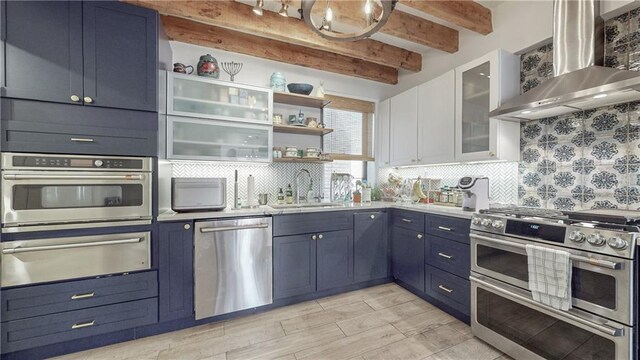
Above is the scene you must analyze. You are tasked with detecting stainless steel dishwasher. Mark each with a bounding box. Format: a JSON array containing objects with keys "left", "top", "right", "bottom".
[{"left": 194, "top": 217, "right": 272, "bottom": 320}]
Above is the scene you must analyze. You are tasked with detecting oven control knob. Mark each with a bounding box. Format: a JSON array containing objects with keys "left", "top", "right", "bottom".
[
  {"left": 472, "top": 217, "right": 481, "bottom": 225},
  {"left": 491, "top": 220, "right": 504, "bottom": 229},
  {"left": 607, "top": 237, "right": 628, "bottom": 250},
  {"left": 568, "top": 231, "right": 585, "bottom": 243},
  {"left": 587, "top": 234, "right": 606, "bottom": 246},
  {"left": 480, "top": 219, "right": 492, "bottom": 227},
  {"left": 94, "top": 160, "right": 104, "bottom": 167}
]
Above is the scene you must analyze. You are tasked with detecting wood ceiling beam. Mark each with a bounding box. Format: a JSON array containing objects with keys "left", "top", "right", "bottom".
[
  {"left": 400, "top": 0, "right": 493, "bottom": 35},
  {"left": 286, "top": 0, "right": 458, "bottom": 53},
  {"left": 125, "top": 0, "right": 422, "bottom": 71},
  {"left": 160, "top": 15, "right": 399, "bottom": 84}
]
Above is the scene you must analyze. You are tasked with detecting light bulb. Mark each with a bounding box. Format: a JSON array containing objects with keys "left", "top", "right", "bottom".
[
  {"left": 364, "top": 0, "right": 372, "bottom": 15},
  {"left": 325, "top": 6, "right": 333, "bottom": 22}
]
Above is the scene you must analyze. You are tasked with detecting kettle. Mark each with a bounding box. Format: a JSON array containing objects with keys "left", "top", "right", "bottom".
[{"left": 197, "top": 54, "right": 220, "bottom": 78}]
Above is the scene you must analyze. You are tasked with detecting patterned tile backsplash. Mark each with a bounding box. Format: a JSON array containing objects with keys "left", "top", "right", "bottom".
[
  {"left": 171, "top": 162, "right": 324, "bottom": 205},
  {"left": 377, "top": 162, "right": 520, "bottom": 205},
  {"left": 518, "top": 7, "right": 640, "bottom": 210}
]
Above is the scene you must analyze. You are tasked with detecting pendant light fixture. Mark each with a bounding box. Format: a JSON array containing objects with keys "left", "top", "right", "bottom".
[
  {"left": 252, "top": 0, "right": 264, "bottom": 16},
  {"left": 301, "top": 0, "right": 396, "bottom": 42},
  {"left": 278, "top": 2, "right": 289, "bottom": 17}
]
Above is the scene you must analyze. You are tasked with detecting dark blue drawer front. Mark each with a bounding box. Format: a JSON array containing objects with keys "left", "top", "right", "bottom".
[
  {"left": 425, "top": 236, "right": 470, "bottom": 279},
  {"left": 1, "top": 272, "right": 157, "bottom": 322},
  {"left": 425, "top": 265, "right": 470, "bottom": 316},
  {"left": 391, "top": 209, "right": 425, "bottom": 233},
  {"left": 426, "top": 215, "right": 471, "bottom": 244},
  {"left": 273, "top": 212, "right": 353, "bottom": 237},
  {"left": 1, "top": 298, "right": 158, "bottom": 353}
]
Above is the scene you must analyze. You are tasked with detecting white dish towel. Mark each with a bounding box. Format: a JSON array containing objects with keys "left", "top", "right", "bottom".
[{"left": 525, "top": 244, "right": 573, "bottom": 311}]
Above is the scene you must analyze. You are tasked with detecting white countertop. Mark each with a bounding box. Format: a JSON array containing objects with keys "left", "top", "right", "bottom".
[{"left": 157, "top": 202, "right": 475, "bottom": 222}]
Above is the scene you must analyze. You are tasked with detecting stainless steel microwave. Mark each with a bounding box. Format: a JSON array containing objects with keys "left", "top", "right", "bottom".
[{"left": 172, "top": 178, "right": 227, "bottom": 212}]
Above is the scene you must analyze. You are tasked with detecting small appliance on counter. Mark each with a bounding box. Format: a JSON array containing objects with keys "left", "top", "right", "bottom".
[
  {"left": 172, "top": 178, "right": 226, "bottom": 212},
  {"left": 458, "top": 176, "right": 489, "bottom": 212}
]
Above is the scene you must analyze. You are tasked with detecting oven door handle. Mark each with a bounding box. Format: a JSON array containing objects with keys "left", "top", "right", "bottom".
[
  {"left": 469, "top": 233, "right": 623, "bottom": 270},
  {"left": 470, "top": 275, "right": 625, "bottom": 337},
  {"left": 2, "top": 174, "right": 144, "bottom": 181},
  {"left": 2, "top": 238, "right": 143, "bottom": 254}
]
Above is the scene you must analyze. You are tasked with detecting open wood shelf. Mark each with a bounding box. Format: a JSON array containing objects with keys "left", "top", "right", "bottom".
[
  {"left": 273, "top": 157, "right": 333, "bottom": 164},
  {"left": 273, "top": 92, "right": 332, "bottom": 108},
  {"left": 273, "top": 124, "right": 333, "bottom": 136}
]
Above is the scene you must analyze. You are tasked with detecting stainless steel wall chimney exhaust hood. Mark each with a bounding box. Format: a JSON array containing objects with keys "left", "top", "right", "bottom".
[{"left": 490, "top": 0, "right": 640, "bottom": 121}]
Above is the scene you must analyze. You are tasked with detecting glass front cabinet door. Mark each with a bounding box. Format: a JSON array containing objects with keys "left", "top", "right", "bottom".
[
  {"left": 455, "top": 50, "right": 521, "bottom": 162},
  {"left": 167, "top": 116, "right": 272, "bottom": 163},
  {"left": 167, "top": 73, "right": 273, "bottom": 125}
]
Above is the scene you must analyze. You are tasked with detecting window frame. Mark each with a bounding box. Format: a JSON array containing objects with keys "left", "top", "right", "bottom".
[{"left": 323, "top": 94, "right": 375, "bottom": 162}]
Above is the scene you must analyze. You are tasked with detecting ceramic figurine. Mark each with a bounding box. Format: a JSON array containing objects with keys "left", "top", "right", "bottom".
[
  {"left": 315, "top": 81, "right": 325, "bottom": 98},
  {"left": 197, "top": 54, "right": 220, "bottom": 78},
  {"left": 270, "top": 72, "right": 286, "bottom": 92}
]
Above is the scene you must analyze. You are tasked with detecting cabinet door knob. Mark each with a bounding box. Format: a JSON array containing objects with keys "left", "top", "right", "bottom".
[
  {"left": 184, "top": 224, "right": 191, "bottom": 230},
  {"left": 370, "top": 214, "right": 375, "bottom": 219},
  {"left": 70, "top": 95, "right": 80, "bottom": 102},
  {"left": 312, "top": 235, "right": 317, "bottom": 240},
  {"left": 417, "top": 234, "right": 423, "bottom": 239},
  {"left": 84, "top": 96, "right": 94, "bottom": 104},
  {"left": 318, "top": 234, "right": 323, "bottom": 239}
]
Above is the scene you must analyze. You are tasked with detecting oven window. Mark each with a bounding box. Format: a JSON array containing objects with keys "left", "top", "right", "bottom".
[
  {"left": 477, "top": 245, "right": 529, "bottom": 282},
  {"left": 477, "top": 288, "right": 615, "bottom": 359},
  {"left": 12, "top": 185, "right": 143, "bottom": 210},
  {"left": 573, "top": 268, "right": 616, "bottom": 310}
]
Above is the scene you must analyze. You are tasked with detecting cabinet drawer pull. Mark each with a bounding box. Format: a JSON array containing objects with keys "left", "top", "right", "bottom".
[
  {"left": 417, "top": 234, "right": 423, "bottom": 239},
  {"left": 437, "top": 252, "right": 453, "bottom": 260},
  {"left": 71, "top": 137, "right": 95, "bottom": 143},
  {"left": 71, "top": 292, "right": 95, "bottom": 300},
  {"left": 437, "top": 226, "right": 453, "bottom": 232},
  {"left": 401, "top": 218, "right": 413, "bottom": 223},
  {"left": 71, "top": 320, "right": 96, "bottom": 329},
  {"left": 438, "top": 285, "right": 453, "bottom": 293}
]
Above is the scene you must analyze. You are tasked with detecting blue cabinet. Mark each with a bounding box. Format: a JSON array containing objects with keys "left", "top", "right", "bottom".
[
  {"left": 425, "top": 265, "right": 470, "bottom": 315},
  {"left": 391, "top": 225, "right": 425, "bottom": 292},
  {"left": 158, "top": 222, "right": 194, "bottom": 322},
  {"left": 353, "top": 212, "right": 388, "bottom": 283},
  {"left": 1, "top": 1, "right": 157, "bottom": 112},
  {"left": 274, "top": 234, "right": 317, "bottom": 299},
  {"left": 316, "top": 230, "right": 353, "bottom": 291}
]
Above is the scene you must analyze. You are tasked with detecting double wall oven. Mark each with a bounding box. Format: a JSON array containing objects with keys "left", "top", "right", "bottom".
[
  {"left": 469, "top": 208, "right": 639, "bottom": 360},
  {"left": 0, "top": 153, "right": 153, "bottom": 287}
]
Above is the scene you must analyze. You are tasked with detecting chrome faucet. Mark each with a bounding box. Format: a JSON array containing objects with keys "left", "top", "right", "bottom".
[{"left": 295, "top": 169, "right": 311, "bottom": 204}]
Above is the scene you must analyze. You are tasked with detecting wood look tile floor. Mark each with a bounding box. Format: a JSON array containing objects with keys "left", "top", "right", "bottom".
[{"left": 54, "top": 284, "right": 508, "bottom": 360}]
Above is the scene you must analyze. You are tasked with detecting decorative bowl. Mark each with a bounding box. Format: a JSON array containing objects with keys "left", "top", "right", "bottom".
[{"left": 287, "top": 83, "right": 313, "bottom": 95}]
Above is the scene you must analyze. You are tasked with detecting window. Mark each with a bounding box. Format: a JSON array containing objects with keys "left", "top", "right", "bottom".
[{"left": 321, "top": 95, "right": 374, "bottom": 198}]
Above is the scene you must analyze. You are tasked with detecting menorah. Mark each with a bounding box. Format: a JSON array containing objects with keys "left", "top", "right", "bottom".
[{"left": 221, "top": 61, "right": 243, "bottom": 82}]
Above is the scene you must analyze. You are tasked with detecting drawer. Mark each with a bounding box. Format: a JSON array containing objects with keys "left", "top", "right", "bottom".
[
  {"left": 274, "top": 212, "right": 353, "bottom": 237},
  {"left": 426, "top": 236, "right": 470, "bottom": 279},
  {"left": 1, "top": 298, "right": 158, "bottom": 353},
  {"left": 426, "top": 214, "right": 471, "bottom": 244},
  {"left": 425, "top": 265, "right": 470, "bottom": 316},
  {"left": 1, "top": 272, "right": 158, "bottom": 322},
  {"left": 391, "top": 209, "right": 424, "bottom": 233}
]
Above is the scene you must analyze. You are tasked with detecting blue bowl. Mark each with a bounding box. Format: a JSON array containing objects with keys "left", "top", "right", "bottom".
[{"left": 287, "top": 83, "right": 314, "bottom": 95}]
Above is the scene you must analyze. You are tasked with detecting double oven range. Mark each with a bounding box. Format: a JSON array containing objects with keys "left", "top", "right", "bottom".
[
  {"left": 0, "top": 153, "right": 153, "bottom": 288},
  {"left": 470, "top": 207, "right": 639, "bottom": 359}
]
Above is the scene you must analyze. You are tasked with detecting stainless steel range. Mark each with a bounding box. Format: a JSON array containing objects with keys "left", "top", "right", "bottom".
[{"left": 469, "top": 206, "right": 639, "bottom": 360}]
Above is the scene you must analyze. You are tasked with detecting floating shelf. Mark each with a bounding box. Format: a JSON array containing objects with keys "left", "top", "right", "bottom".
[
  {"left": 273, "top": 124, "right": 333, "bottom": 136},
  {"left": 273, "top": 157, "right": 333, "bottom": 164},
  {"left": 273, "top": 92, "right": 332, "bottom": 108}
]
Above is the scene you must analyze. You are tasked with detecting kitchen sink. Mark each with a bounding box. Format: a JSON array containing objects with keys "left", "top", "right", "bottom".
[{"left": 269, "top": 203, "right": 346, "bottom": 209}]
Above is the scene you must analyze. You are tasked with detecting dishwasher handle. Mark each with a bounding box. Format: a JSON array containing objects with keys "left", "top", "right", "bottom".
[{"left": 199, "top": 223, "right": 270, "bottom": 233}]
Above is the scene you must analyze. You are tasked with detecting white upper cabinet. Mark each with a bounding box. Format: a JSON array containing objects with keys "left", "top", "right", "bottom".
[
  {"left": 417, "top": 71, "right": 455, "bottom": 165},
  {"left": 455, "top": 49, "right": 520, "bottom": 162},
  {"left": 376, "top": 99, "right": 391, "bottom": 167},
  {"left": 389, "top": 87, "right": 419, "bottom": 166}
]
